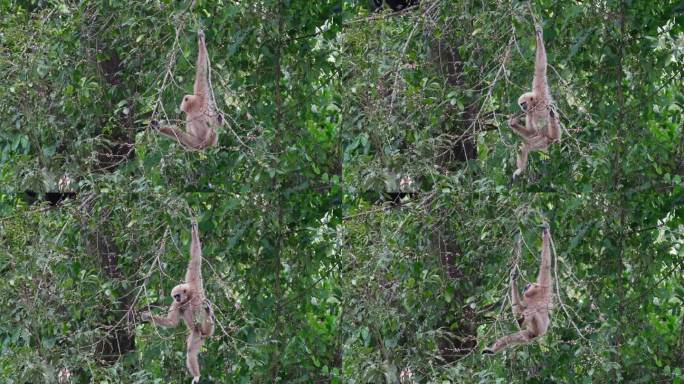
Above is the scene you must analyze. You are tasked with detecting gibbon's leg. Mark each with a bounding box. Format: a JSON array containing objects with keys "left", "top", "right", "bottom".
[
  {"left": 143, "top": 303, "right": 181, "bottom": 328},
  {"left": 508, "top": 116, "right": 536, "bottom": 139},
  {"left": 546, "top": 108, "right": 561, "bottom": 142},
  {"left": 509, "top": 115, "right": 536, "bottom": 178},
  {"left": 185, "top": 219, "right": 203, "bottom": 287},
  {"left": 158, "top": 125, "right": 204, "bottom": 149},
  {"left": 186, "top": 330, "right": 203, "bottom": 383},
  {"left": 528, "top": 311, "right": 549, "bottom": 338},
  {"left": 200, "top": 301, "right": 215, "bottom": 337},
  {"left": 532, "top": 25, "right": 548, "bottom": 98},
  {"left": 187, "top": 120, "right": 218, "bottom": 150},
  {"left": 482, "top": 329, "right": 535, "bottom": 354},
  {"left": 513, "top": 143, "right": 530, "bottom": 179}
]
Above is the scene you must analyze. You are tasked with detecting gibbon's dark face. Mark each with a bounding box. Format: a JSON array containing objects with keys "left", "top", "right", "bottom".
[
  {"left": 523, "top": 283, "right": 542, "bottom": 298},
  {"left": 171, "top": 283, "right": 193, "bottom": 303},
  {"left": 517, "top": 92, "right": 535, "bottom": 112},
  {"left": 180, "top": 94, "right": 197, "bottom": 114}
]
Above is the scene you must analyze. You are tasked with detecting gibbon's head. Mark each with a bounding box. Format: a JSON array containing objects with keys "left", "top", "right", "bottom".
[
  {"left": 180, "top": 95, "right": 199, "bottom": 114},
  {"left": 170, "top": 283, "right": 194, "bottom": 304},
  {"left": 517, "top": 92, "right": 536, "bottom": 112},
  {"left": 523, "top": 282, "right": 542, "bottom": 298}
]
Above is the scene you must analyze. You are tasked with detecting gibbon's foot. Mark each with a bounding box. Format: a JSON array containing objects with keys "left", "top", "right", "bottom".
[
  {"left": 482, "top": 348, "right": 494, "bottom": 355},
  {"left": 192, "top": 376, "right": 200, "bottom": 384},
  {"left": 140, "top": 311, "right": 151, "bottom": 322}
]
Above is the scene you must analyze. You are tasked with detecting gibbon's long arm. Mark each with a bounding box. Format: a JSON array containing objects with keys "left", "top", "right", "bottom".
[
  {"left": 158, "top": 124, "right": 207, "bottom": 149},
  {"left": 532, "top": 26, "right": 548, "bottom": 98},
  {"left": 508, "top": 116, "right": 536, "bottom": 138},
  {"left": 510, "top": 274, "right": 525, "bottom": 319},
  {"left": 185, "top": 219, "right": 202, "bottom": 287},
  {"left": 193, "top": 31, "right": 209, "bottom": 105},
  {"left": 148, "top": 303, "right": 181, "bottom": 328},
  {"left": 537, "top": 227, "right": 553, "bottom": 299}
]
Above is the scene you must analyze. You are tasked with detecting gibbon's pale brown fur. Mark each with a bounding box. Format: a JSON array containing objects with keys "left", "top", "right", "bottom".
[
  {"left": 483, "top": 226, "right": 553, "bottom": 354},
  {"left": 142, "top": 219, "right": 214, "bottom": 383},
  {"left": 509, "top": 25, "right": 561, "bottom": 178},
  {"left": 157, "top": 30, "right": 220, "bottom": 150}
]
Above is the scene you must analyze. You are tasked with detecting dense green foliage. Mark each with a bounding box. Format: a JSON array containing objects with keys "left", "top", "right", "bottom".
[{"left": 0, "top": 0, "right": 682, "bottom": 383}]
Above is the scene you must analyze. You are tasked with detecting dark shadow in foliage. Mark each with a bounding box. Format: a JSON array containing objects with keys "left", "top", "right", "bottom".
[
  {"left": 362, "top": 172, "right": 420, "bottom": 207},
  {"left": 83, "top": 206, "right": 137, "bottom": 364},
  {"left": 82, "top": 27, "right": 137, "bottom": 173},
  {"left": 432, "top": 224, "right": 479, "bottom": 361},
  {"left": 74, "top": 30, "right": 139, "bottom": 362},
  {"left": 96, "top": 49, "right": 123, "bottom": 86},
  {"left": 428, "top": 32, "right": 478, "bottom": 167},
  {"left": 359, "top": 190, "right": 419, "bottom": 207},
  {"left": 95, "top": 139, "right": 135, "bottom": 172},
  {"left": 383, "top": 191, "right": 419, "bottom": 206},
  {"left": 370, "top": 0, "right": 419, "bottom": 12},
  {"left": 23, "top": 190, "right": 77, "bottom": 206}
]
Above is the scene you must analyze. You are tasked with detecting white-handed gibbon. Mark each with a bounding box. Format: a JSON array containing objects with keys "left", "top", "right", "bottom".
[
  {"left": 483, "top": 226, "right": 553, "bottom": 354},
  {"left": 157, "top": 30, "right": 220, "bottom": 150},
  {"left": 142, "top": 219, "right": 214, "bottom": 383},
  {"left": 509, "top": 25, "right": 561, "bottom": 178}
]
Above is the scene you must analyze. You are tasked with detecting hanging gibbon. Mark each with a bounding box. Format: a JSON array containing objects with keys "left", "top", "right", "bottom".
[
  {"left": 142, "top": 219, "right": 214, "bottom": 383},
  {"left": 483, "top": 226, "right": 553, "bottom": 354},
  {"left": 508, "top": 25, "right": 561, "bottom": 178},
  {"left": 156, "top": 30, "right": 220, "bottom": 150}
]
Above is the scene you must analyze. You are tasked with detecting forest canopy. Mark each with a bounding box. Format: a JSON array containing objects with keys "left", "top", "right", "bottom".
[{"left": 0, "top": 0, "right": 682, "bottom": 383}]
